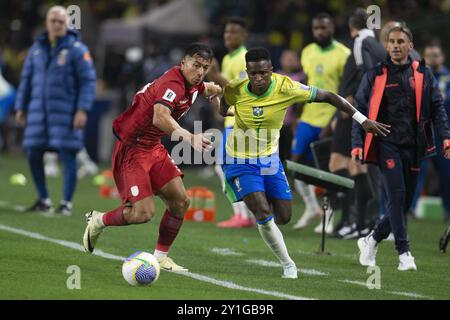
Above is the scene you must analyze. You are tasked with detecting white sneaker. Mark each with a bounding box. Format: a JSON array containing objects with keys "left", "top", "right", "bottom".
[
  {"left": 77, "top": 162, "right": 99, "bottom": 179},
  {"left": 293, "top": 208, "right": 320, "bottom": 230},
  {"left": 357, "top": 234, "right": 378, "bottom": 267},
  {"left": 157, "top": 256, "right": 188, "bottom": 272},
  {"left": 83, "top": 210, "right": 105, "bottom": 253},
  {"left": 386, "top": 233, "right": 395, "bottom": 241},
  {"left": 398, "top": 252, "right": 417, "bottom": 271},
  {"left": 282, "top": 263, "right": 298, "bottom": 279},
  {"left": 314, "top": 211, "right": 334, "bottom": 234}
]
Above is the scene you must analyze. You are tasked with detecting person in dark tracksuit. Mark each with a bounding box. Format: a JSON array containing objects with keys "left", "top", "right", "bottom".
[
  {"left": 15, "top": 6, "right": 96, "bottom": 215},
  {"left": 329, "top": 8, "right": 387, "bottom": 239},
  {"left": 353, "top": 26, "right": 450, "bottom": 271}
]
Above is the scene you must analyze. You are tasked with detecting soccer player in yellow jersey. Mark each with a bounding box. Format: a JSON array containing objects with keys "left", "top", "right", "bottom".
[
  {"left": 292, "top": 13, "right": 351, "bottom": 232},
  {"left": 208, "top": 17, "right": 255, "bottom": 228},
  {"left": 220, "top": 48, "right": 389, "bottom": 278}
]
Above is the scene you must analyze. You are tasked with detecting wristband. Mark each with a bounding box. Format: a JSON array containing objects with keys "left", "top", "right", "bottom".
[{"left": 352, "top": 111, "right": 367, "bottom": 124}]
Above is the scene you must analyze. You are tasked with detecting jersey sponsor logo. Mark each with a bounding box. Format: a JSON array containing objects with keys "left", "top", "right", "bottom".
[
  {"left": 239, "top": 71, "right": 247, "bottom": 79},
  {"left": 191, "top": 90, "right": 199, "bottom": 104},
  {"left": 386, "top": 159, "right": 395, "bottom": 170},
  {"left": 163, "top": 88, "right": 177, "bottom": 102},
  {"left": 130, "top": 185, "right": 140, "bottom": 197},
  {"left": 252, "top": 106, "right": 264, "bottom": 117}
]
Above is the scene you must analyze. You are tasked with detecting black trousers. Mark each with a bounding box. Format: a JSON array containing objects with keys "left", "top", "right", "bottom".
[{"left": 372, "top": 142, "right": 419, "bottom": 254}]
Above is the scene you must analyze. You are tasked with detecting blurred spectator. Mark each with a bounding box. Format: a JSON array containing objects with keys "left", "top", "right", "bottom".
[
  {"left": 291, "top": 13, "right": 350, "bottom": 233},
  {"left": 0, "top": 66, "right": 16, "bottom": 151},
  {"left": 14, "top": 6, "right": 96, "bottom": 215},
  {"left": 276, "top": 49, "right": 306, "bottom": 164},
  {"left": 412, "top": 42, "right": 450, "bottom": 221},
  {"left": 330, "top": 8, "right": 386, "bottom": 239}
]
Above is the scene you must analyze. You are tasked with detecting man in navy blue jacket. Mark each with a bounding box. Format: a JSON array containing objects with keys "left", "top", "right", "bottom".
[
  {"left": 15, "top": 6, "right": 96, "bottom": 215},
  {"left": 352, "top": 26, "right": 450, "bottom": 271}
]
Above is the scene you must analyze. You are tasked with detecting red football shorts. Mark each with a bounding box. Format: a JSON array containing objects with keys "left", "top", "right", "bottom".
[{"left": 111, "top": 141, "right": 183, "bottom": 204}]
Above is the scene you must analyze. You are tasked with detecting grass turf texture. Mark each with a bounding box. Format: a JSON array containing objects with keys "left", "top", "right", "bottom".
[{"left": 0, "top": 154, "right": 449, "bottom": 300}]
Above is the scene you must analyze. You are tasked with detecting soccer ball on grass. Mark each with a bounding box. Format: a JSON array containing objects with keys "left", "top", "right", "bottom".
[{"left": 122, "top": 251, "right": 160, "bottom": 286}]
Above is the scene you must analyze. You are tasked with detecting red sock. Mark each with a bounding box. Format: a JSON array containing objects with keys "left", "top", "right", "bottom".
[
  {"left": 102, "top": 205, "right": 129, "bottom": 226},
  {"left": 156, "top": 210, "right": 184, "bottom": 252}
]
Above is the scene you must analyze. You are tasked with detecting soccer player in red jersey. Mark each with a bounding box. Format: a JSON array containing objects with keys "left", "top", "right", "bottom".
[{"left": 83, "top": 43, "right": 222, "bottom": 271}]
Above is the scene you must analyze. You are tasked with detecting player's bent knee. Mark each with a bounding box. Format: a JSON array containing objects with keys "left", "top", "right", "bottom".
[
  {"left": 131, "top": 204, "right": 155, "bottom": 224},
  {"left": 275, "top": 213, "right": 291, "bottom": 225},
  {"left": 169, "top": 197, "right": 190, "bottom": 217}
]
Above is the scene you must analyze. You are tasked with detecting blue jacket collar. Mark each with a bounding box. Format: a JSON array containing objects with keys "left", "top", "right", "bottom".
[{"left": 36, "top": 29, "right": 80, "bottom": 49}]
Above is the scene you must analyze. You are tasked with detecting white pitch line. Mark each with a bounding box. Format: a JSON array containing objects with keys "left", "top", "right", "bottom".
[
  {"left": 338, "top": 279, "right": 433, "bottom": 299},
  {"left": 386, "top": 291, "right": 432, "bottom": 299},
  {"left": 0, "top": 223, "right": 313, "bottom": 300},
  {"left": 338, "top": 279, "right": 368, "bottom": 286},
  {"left": 210, "top": 247, "right": 244, "bottom": 256},
  {"left": 246, "top": 259, "right": 329, "bottom": 276}
]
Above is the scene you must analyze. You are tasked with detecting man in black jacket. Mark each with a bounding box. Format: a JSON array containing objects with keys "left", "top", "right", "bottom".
[
  {"left": 329, "top": 8, "right": 386, "bottom": 239},
  {"left": 353, "top": 26, "right": 450, "bottom": 271}
]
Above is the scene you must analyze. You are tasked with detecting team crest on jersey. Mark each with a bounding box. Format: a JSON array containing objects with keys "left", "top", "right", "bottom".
[
  {"left": 253, "top": 106, "right": 263, "bottom": 117},
  {"left": 57, "top": 49, "right": 68, "bottom": 66}
]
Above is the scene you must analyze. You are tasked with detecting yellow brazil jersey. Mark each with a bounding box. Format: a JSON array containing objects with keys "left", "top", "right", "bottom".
[
  {"left": 224, "top": 73, "right": 317, "bottom": 158},
  {"left": 221, "top": 46, "right": 247, "bottom": 128},
  {"left": 300, "top": 40, "right": 350, "bottom": 128}
]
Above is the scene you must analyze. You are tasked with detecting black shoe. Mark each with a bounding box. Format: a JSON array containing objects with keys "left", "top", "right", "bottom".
[
  {"left": 28, "top": 199, "right": 54, "bottom": 213},
  {"left": 332, "top": 223, "right": 354, "bottom": 239},
  {"left": 56, "top": 201, "right": 72, "bottom": 216},
  {"left": 439, "top": 225, "right": 450, "bottom": 253}
]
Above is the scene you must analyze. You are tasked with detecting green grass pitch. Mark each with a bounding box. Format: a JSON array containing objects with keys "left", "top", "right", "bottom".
[{"left": 0, "top": 154, "right": 449, "bottom": 300}]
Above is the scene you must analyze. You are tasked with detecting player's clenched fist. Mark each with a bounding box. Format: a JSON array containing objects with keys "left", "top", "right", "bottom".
[{"left": 190, "top": 133, "right": 213, "bottom": 152}]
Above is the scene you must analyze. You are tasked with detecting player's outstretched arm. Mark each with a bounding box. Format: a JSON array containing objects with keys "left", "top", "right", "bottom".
[
  {"left": 203, "top": 82, "right": 223, "bottom": 99},
  {"left": 153, "top": 103, "right": 212, "bottom": 152},
  {"left": 314, "top": 89, "right": 391, "bottom": 137}
]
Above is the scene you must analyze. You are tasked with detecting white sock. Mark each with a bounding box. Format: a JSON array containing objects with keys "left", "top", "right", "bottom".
[
  {"left": 214, "top": 164, "right": 226, "bottom": 192},
  {"left": 153, "top": 249, "right": 168, "bottom": 260},
  {"left": 294, "top": 179, "right": 319, "bottom": 212},
  {"left": 233, "top": 201, "right": 253, "bottom": 219},
  {"left": 241, "top": 204, "right": 254, "bottom": 220},
  {"left": 42, "top": 198, "right": 52, "bottom": 206},
  {"left": 97, "top": 213, "right": 105, "bottom": 227},
  {"left": 257, "top": 216, "right": 294, "bottom": 266}
]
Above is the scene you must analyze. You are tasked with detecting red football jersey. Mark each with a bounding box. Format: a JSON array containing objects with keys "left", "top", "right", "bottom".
[{"left": 112, "top": 66, "right": 205, "bottom": 148}]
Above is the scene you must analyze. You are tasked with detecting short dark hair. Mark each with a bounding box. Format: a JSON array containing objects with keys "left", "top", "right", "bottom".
[
  {"left": 245, "top": 47, "right": 271, "bottom": 63},
  {"left": 388, "top": 26, "right": 413, "bottom": 42},
  {"left": 313, "top": 12, "right": 334, "bottom": 24},
  {"left": 425, "top": 39, "right": 442, "bottom": 49},
  {"left": 226, "top": 16, "right": 248, "bottom": 30},
  {"left": 349, "top": 8, "right": 368, "bottom": 30},
  {"left": 184, "top": 43, "right": 214, "bottom": 61}
]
